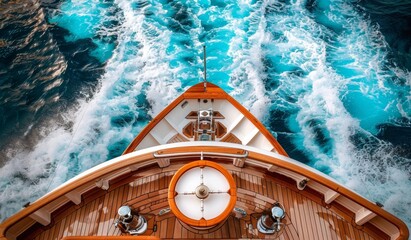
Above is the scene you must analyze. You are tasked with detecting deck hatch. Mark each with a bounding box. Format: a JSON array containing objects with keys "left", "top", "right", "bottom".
[{"left": 168, "top": 160, "right": 237, "bottom": 228}]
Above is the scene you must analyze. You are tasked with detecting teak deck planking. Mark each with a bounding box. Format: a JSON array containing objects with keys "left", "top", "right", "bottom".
[{"left": 26, "top": 163, "right": 386, "bottom": 240}]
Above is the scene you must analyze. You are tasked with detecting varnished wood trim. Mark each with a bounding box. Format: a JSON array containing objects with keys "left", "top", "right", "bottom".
[
  {"left": 182, "top": 121, "right": 195, "bottom": 138},
  {"left": 61, "top": 237, "right": 159, "bottom": 240},
  {"left": 123, "top": 83, "right": 224, "bottom": 154},
  {"left": 123, "top": 82, "right": 288, "bottom": 156},
  {"left": 245, "top": 150, "right": 409, "bottom": 240},
  {"left": 0, "top": 152, "right": 148, "bottom": 238},
  {"left": 220, "top": 133, "right": 242, "bottom": 144},
  {"left": 215, "top": 121, "right": 227, "bottom": 138},
  {"left": 168, "top": 160, "right": 236, "bottom": 227},
  {"left": 0, "top": 143, "right": 408, "bottom": 240}
]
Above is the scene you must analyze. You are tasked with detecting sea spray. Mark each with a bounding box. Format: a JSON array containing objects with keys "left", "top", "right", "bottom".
[{"left": 0, "top": 0, "right": 410, "bottom": 231}]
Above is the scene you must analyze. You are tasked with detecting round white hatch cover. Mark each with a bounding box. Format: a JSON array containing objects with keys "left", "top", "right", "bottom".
[{"left": 168, "top": 160, "right": 236, "bottom": 227}]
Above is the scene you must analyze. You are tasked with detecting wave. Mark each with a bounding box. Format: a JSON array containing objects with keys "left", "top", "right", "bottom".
[
  {"left": 0, "top": 0, "right": 114, "bottom": 162},
  {"left": 0, "top": 0, "right": 67, "bottom": 152},
  {"left": 259, "top": 0, "right": 411, "bottom": 228},
  {"left": 0, "top": 0, "right": 410, "bottom": 231},
  {"left": 359, "top": 0, "right": 411, "bottom": 71},
  {"left": 359, "top": 0, "right": 411, "bottom": 16}
]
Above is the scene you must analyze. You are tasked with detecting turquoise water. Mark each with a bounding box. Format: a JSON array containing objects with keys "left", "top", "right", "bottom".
[{"left": 0, "top": 0, "right": 410, "bottom": 232}]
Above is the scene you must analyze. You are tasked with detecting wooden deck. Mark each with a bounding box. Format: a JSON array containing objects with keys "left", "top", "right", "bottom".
[{"left": 23, "top": 162, "right": 388, "bottom": 240}]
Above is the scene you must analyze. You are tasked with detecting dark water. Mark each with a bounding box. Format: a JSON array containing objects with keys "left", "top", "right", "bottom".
[
  {"left": 0, "top": 0, "right": 410, "bottom": 231},
  {"left": 360, "top": 0, "right": 411, "bottom": 71},
  {"left": 0, "top": 0, "right": 107, "bottom": 157}
]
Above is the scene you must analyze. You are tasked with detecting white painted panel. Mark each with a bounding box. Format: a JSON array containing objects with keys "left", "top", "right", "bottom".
[
  {"left": 247, "top": 132, "right": 274, "bottom": 151},
  {"left": 150, "top": 119, "right": 177, "bottom": 144},
  {"left": 231, "top": 118, "right": 255, "bottom": 143},
  {"left": 136, "top": 133, "right": 160, "bottom": 150},
  {"left": 242, "top": 126, "right": 259, "bottom": 145},
  {"left": 213, "top": 100, "right": 243, "bottom": 132},
  {"left": 165, "top": 99, "right": 197, "bottom": 131}
]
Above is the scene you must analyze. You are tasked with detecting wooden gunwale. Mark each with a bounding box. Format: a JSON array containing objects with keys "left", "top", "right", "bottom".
[
  {"left": 0, "top": 143, "right": 408, "bottom": 240},
  {"left": 167, "top": 160, "right": 237, "bottom": 227},
  {"left": 61, "top": 237, "right": 159, "bottom": 240},
  {"left": 123, "top": 82, "right": 288, "bottom": 156},
  {"left": 0, "top": 81, "right": 408, "bottom": 239}
]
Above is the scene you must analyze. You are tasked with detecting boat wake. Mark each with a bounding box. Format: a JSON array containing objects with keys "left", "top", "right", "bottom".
[{"left": 0, "top": 0, "right": 410, "bottom": 230}]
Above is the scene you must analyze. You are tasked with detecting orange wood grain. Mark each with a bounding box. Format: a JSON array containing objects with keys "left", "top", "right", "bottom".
[
  {"left": 168, "top": 160, "right": 236, "bottom": 228},
  {"left": 0, "top": 155, "right": 404, "bottom": 240}
]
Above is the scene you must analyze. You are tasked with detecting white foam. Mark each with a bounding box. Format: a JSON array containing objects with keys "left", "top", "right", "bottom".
[
  {"left": 273, "top": 0, "right": 411, "bottom": 229},
  {"left": 1, "top": 0, "right": 410, "bottom": 231},
  {"left": 0, "top": 0, "right": 180, "bottom": 220},
  {"left": 227, "top": 0, "right": 272, "bottom": 120}
]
